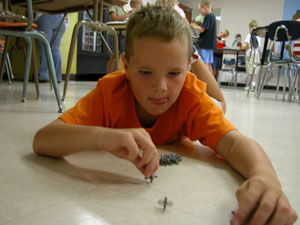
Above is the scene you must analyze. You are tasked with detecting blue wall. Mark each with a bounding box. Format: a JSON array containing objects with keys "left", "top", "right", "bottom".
[{"left": 282, "top": 0, "right": 300, "bottom": 20}]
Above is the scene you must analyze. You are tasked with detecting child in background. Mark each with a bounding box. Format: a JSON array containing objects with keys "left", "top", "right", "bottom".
[
  {"left": 232, "top": 34, "right": 242, "bottom": 48},
  {"left": 106, "top": 0, "right": 142, "bottom": 74},
  {"left": 240, "top": 20, "right": 261, "bottom": 92},
  {"left": 156, "top": 0, "right": 226, "bottom": 112},
  {"left": 213, "top": 29, "right": 229, "bottom": 81},
  {"left": 33, "top": 6, "right": 297, "bottom": 225},
  {"left": 190, "top": 0, "right": 216, "bottom": 74}
]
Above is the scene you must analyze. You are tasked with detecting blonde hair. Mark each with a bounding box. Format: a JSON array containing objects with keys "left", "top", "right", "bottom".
[
  {"left": 200, "top": 0, "right": 211, "bottom": 8},
  {"left": 223, "top": 29, "right": 230, "bottom": 36},
  {"left": 125, "top": 5, "right": 193, "bottom": 62},
  {"left": 249, "top": 20, "right": 259, "bottom": 28},
  {"left": 155, "top": 0, "right": 178, "bottom": 7}
]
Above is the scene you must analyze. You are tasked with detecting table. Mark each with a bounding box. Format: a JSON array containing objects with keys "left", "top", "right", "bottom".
[
  {"left": 214, "top": 48, "right": 246, "bottom": 72},
  {"left": 12, "top": 0, "right": 115, "bottom": 18}
]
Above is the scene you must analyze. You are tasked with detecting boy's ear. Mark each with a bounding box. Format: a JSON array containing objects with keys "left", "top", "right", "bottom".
[
  {"left": 122, "top": 54, "right": 128, "bottom": 71},
  {"left": 122, "top": 54, "right": 131, "bottom": 79}
]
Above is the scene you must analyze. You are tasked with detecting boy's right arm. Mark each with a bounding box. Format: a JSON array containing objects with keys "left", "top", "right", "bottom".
[
  {"left": 33, "top": 119, "right": 159, "bottom": 178},
  {"left": 110, "top": 12, "right": 130, "bottom": 21}
]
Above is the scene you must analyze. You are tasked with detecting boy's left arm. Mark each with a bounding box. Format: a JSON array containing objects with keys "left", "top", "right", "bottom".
[{"left": 216, "top": 130, "right": 298, "bottom": 225}]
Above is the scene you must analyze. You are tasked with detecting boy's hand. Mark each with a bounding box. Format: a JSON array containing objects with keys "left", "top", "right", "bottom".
[
  {"left": 99, "top": 128, "right": 159, "bottom": 178},
  {"left": 231, "top": 174, "right": 298, "bottom": 225}
]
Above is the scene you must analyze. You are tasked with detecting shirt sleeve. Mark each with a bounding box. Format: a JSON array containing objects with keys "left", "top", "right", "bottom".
[
  {"left": 183, "top": 91, "right": 236, "bottom": 150},
  {"left": 59, "top": 81, "right": 105, "bottom": 127},
  {"left": 201, "top": 14, "right": 212, "bottom": 30},
  {"left": 245, "top": 33, "right": 251, "bottom": 44}
]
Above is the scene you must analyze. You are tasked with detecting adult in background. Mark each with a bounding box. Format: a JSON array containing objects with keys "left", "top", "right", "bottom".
[{"left": 36, "top": 14, "right": 66, "bottom": 82}]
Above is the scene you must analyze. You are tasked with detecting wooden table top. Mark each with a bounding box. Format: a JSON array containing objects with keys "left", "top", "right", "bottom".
[
  {"left": 214, "top": 48, "right": 246, "bottom": 55},
  {"left": 12, "top": 0, "right": 115, "bottom": 14}
]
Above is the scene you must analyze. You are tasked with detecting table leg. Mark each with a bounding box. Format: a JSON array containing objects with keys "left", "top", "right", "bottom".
[{"left": 51, "top": 12, "right": 67, "bottom": 48}]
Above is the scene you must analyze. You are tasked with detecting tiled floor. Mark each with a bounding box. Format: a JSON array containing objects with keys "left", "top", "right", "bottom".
[{"left": 0, "top": 81, "right": 299, "bottom": 225}]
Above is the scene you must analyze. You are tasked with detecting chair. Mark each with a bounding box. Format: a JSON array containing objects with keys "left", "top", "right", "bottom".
[
  {"left": 61, "top": 0, "right": 119, "bottom": 101},
  {"left": 257, "top": 20, "right": 300, "bottom": 101},
  {"left": 12, "top": 0, "right": 121, "bottom": 101},
  {"left": 0, "top": 39, "right": 14, "bottom": 84},
  {"left": 0, "top": 0, "right": 63, "bottom": 112},
  {"left": 218, "top": 49, "right": 246, "bottom": 87},
  {"left": 218, "top": 57, "right": 236, "bottom": 86}
]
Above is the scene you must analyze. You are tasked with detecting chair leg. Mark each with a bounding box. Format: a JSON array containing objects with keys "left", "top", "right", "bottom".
[
  {"left": 291, "top": 67, "right": 298, "bottom": 101},
  {"left": 275, "top": 66, "right": 281, "bottom": 99},
  {"left": 0, "top": 36, "right": 10, "bottom": 87},
  {"left": 21, "top": 37, "right": 33, "bottom": 103},
  {"left": 5, "top": 58, "right": 11, "bottom": 85},
  {"left": 31, "top": 32, "right": 63, "bottom": 112},
  {"left": 62, "top": 21, "right": 83, "bottom": 101},
  {"left": 258, "top": 65, "right": 270, "bottom": 98},
  {"left": 6, "top": 52, "right": 14, "bottom": 80},
  {"left": 31, "top": 38, "right": 40, "bottom": 99},
  {"left": 111, "top": 29, "right": 119, "bottom": 72},
  {"left": 283, "top": 65, "right": 288, "bottom": 101},
  {"left": 256, "top": 65, "right": 265, "bottom": 97},
  {"left": 287, "top": 65, "right": 293, "bottom": 102}
]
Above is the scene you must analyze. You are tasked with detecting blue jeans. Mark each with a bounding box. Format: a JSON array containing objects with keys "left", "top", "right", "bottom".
[
  {"left": 36, "top": 15, "right": 66, "bottom": 81},
  {"left": 198, "top": 49, "right": 214, "bottom": 64}
]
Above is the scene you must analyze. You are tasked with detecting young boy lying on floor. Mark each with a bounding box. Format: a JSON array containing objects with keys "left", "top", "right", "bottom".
[{"left": 33, "top": 5, "right": 297, "bottom": 225}]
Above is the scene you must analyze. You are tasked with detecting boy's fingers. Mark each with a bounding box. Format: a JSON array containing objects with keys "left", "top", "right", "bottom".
[
  {"left": 248, "top": 191, "right": 278, "bottom": 225},
  {"left": 235, "top": 183, "right": 263, "bottom": 224},
  {"left": 269, "top": 196, "right": 298, "bottom": 225},
  {"left": 134, "top": 132, "right": 157, "bottom": 168},
  {"left": 143, "top": 153, "right": 159, "bottom": 178},
  {"left": 125, "top": 137, "right": 141, "bottom": 162}
]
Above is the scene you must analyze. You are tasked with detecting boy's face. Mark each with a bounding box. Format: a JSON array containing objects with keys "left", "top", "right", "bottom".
[
  {"left": 123, "top": 37, "right": 190, "bottom": 117},
  {"left": 199, "top": 5, "right": 208, "bottom": 16},
  {"left": 219, "top": 31, "right": 228, "bottom": 39},
  {"left": 130, "top": 0, "right": 142, "bottom": 10},
  {"left": 237, "top": 36, "right": 241, "bottom": 41}
]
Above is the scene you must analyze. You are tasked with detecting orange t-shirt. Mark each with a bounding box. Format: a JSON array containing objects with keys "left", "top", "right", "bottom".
[{"left": 59, "top": 71, "right": 236, "bottom": 150}]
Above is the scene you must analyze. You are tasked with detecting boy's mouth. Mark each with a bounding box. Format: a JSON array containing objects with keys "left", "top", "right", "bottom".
[{"left": 149, "top": 97, "right": 169, "bottom": 105}]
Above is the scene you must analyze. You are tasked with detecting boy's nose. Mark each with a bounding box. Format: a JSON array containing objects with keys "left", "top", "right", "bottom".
[{"left": 153, "top": 76, "right": 167, "bottom": 93}]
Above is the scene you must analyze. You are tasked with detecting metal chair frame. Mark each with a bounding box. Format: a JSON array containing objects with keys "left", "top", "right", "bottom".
[
  {"left": 0, "top": 0, "right": 63, "bottom": 112},
  {"left": 257, "top": 22, "right": 300, "bottom": 102}
]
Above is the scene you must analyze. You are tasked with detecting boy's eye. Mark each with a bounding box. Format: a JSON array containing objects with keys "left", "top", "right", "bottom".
[
  {"left": 168, "top": 72, "right": 180, "bottom": 76},
  {"left": 139, "top": 71, "right": 152, "bottom": 76}
]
